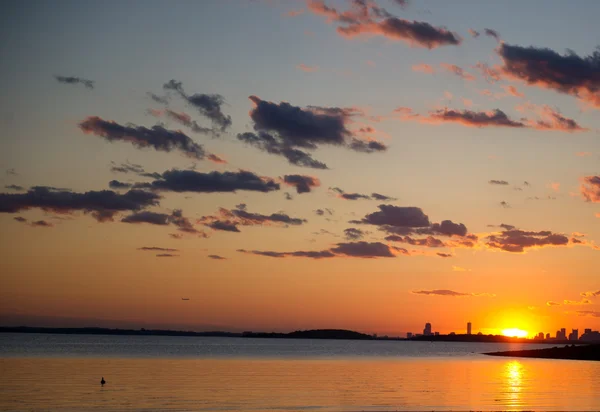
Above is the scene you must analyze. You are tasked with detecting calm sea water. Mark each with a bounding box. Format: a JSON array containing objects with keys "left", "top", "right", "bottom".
[{"left": 1, "top": 333, "right": 599, "bottom": 411}]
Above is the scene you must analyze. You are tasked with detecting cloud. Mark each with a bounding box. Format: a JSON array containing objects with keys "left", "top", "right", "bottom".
[
  {"left": 208, "top": 254, "right": 227, "bottom": 260},
  {"left": 429, "top": 108, "right": 525, "bottom": 128},
  {"left": 238, "top": 241, "right": 398, "bottom": 259},
  {"left": 331, "top": 187, "right": 371, "bottom": 200},
  {"left": 500, "top": 201, "right": 510, "bottom": 208},
  {"left": 155, "top": 109, "right": 213, "bottom": 135},
  {"left": 6, "top": 168, "right": 18, "bottom": 176},
  {"left": 80, "top": 117, "right": 210, "bottom": 160},
  {"left": 0, "top": 186, "right": 160, "bottom": 222},
  {"left": 348, "top": 138, "right": 388, "bottom": 153},
  {"left": 483, "top": 28, "right": 500, "bottom": 41},
  {"left": 468, "top": 29, "right": 480, "bottom": 38},
  {"left": 13, "top": 216, "right": 27, "bottom": 222},
  {"left": 54, "top": 75, "right": 94, "bottom": 89},
  {"left": 452, "top": 266, "right": 469, "bottom": 272},
  {"left": 391, "top": 0, "right": 409, "bottom": 8},
  {"left": 581, "top": 290, "right": 600, "bottom": 298},
  {"left": 284, "top": 192, "right": 293, "bottom": 200},
  {"left": 487, "top": 229, "right": 570, "bottom": 253},
  {"left": 297, "top": 64, "right": 319, "bottom": 72},
  {"left": 489, "top": 180, "right": 509, "bottom": 185},
  {"left": 109, "top": 161, "right": 145, "bottom": 175},
  {"left": 371, "top": 192, "right": 397, "bottom": 201},
  {"left": 440, "top": 64, "right": 476, "bottom": 81},
  {"left": 30, "top": 220, "right": 53, "bottom": 228},
  {"left": 237, "top": 131, "right": 329, "bottom": 169},
  {"left": 412, "top": 289, "right": 494, "bottom": 297},
  {"left": 306, "top": 0, "right": 459, "bottom": 48},
  {"left": 386, "top": 235, "right": 445, "bottom": 247},
  {"left": 497, "top": 43, "right": 600, "bottom": 109},
  {"left": 156, "top": 253, "right": 178, "bottom": 257},
  {"left": 437, "top": 253, "right": 452, "bottom": 258},
  {"left": 503, "top": 85, "right": 524, "bottom": 98},
  {"left": 285, "top": 9, "right": 305, "bottom": 17},
  {"left": 563, "top": 299, "right": 592, "bottom": 305},
  {"left": 145, "top": 169, "right": 280, "bottom": 193},
  {"left": 283, "top": 175, "right": 321, "bottom": 193},
  {"left": 108, "top": 180, "right": 132, "bottom": 189},
  {"left": 580, "top": 176, "right": 600, "bottom": 202},
  {"left": 472, "top": 62, "right": 501, "bottom": 83},
  {"left": 163, "top": 80, "right": 232, "bottom": 131},
  {"left": 314, "top": 208, "right": 334, "bottom": 216},
  {"left": 344, "top": 227, "right": 366, "bottom": 240},
  {"left": 147, "top": 92, "right": 169, "bottom": 105},
  {"left": 5, "top": 185, "right": 24, "bottom": 191},
  {"left": 575, "top": 310, "right": 600, "bottom": 317},
  {"left": 138, "top": 247, "right": 179, "bottom": 252},
  {"left": 353, "top": 204, "right": 431, "bottom": 227},
  {"left": 522, "top": 105, "right": 589, "bottom": 132},
  {"left": 412, "top": 63, "right": 434, "bottom": 74},
  {"left": 199, "top": 205, "right": 307, "bottom": 233},
  {"left": 122, "top": 209, "right": 205, "bottom": 236}
]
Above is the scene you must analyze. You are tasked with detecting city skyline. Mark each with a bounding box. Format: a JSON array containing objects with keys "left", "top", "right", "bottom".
[{"left": 1, "top": 0, "right": 599, "bottom": 336}]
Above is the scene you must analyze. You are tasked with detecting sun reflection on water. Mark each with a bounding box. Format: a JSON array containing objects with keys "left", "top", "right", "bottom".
[{"left": 503, "top": 360, "right": 524, "bottom": 407}]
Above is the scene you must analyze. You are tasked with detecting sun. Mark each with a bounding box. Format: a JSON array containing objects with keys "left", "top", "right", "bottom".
[{"left": 502, "top": 328, "right": 529, "bottom": 338}]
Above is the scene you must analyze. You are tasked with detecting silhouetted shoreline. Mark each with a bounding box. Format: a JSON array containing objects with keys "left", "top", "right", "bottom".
[
  {"left": 484, "top": 344, "right": 600, "bottom": 361},
  {"left": 0, "top": 326, "right": 589, "bottom": 344}
]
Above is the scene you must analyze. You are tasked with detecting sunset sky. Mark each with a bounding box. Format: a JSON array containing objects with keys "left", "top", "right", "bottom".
[{"left": 1, "top": 0, "right": 599, "bottom": 337}]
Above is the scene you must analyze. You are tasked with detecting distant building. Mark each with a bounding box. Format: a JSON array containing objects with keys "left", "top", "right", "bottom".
[
  {"left": 434, "top": 331, "right": 439, "bottom": 336},
  {"left": 423, "top": 323, "right": 432, "bottom": 336},
  {"left": 546, "top": 333, "right": 550, "bottom": 339},
  {"left": 467, "top": 322, "right": 472, "bottom": 335},
  {"left": 536, "top": 332, "right": 544, "bottom": 339},
  {"left": 556, "top": 328, "right": 567, "bottom": 340},
  {"left": 407, "top": 332, "right": 413, "bottom": 339},
  {"left": 580, "top": 330, "right": 600, "bottom": 342},
  {"left": 569, "top": 329, "right": 579, "bottom": 341},
  {"left": 449, "top": 332, "right": 456, "bottom": 335},
  {"left": 584, "top": 328, "right": 592, "bottom": 334}
]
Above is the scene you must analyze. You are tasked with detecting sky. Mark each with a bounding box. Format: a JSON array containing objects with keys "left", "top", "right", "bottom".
[{"left": 0, "top": 0, "right": 599, "bottom": 337}]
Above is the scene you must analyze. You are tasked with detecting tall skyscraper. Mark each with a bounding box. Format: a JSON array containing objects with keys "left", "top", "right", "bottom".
[
  {"left": 424, "top": 323, "right": 432, "bottom": 336},
  {"left": 467, "top": 322, "right": 472, "bottom": 335}
]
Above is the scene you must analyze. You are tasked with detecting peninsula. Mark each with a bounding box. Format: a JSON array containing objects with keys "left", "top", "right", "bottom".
[{"left": 485, "top": 344, "right": 600, "bottom": 361}]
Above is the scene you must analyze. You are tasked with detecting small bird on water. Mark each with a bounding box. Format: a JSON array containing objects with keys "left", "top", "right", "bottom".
[{"left": 101, "top": 377, "right": 106, "bottom": 385}]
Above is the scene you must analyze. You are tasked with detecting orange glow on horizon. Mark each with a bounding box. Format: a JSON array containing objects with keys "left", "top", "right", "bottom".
[{"left": 502, "top": 328, "right": 529, "bottom": 338}]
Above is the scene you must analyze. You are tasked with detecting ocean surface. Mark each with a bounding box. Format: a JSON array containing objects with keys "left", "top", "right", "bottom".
[{"left": 1, "top": 333, "right": 599, "bottom": 411}]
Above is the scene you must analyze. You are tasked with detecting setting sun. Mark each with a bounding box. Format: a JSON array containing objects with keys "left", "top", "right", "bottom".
[{"left": 502, "top": 328, "right": 529, "bottom": 338}]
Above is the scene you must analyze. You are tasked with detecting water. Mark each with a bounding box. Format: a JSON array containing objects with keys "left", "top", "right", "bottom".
[{"left": 1, "top": 333, "right": 599, "bottom": 411}]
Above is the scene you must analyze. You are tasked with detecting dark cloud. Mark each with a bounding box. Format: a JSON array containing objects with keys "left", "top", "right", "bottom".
[
  {"left": 429, "top": 109, "right": 525, "bottom": 128},
  {"left": 240, "top": 96, "right": 386, "bottom": 166},
  {"left": 330, "top": 241, "right": 395, "bottom": 258},
  {"left": 0, "top": 186, "right": 160, "bottom": 222},
  {"left": 200, "top": 205, "right": 306, "bottom": 233},
  {"left": 122, "top": 211, "right": 170, "bottom": 225},
  {"left": 331, "top": 187, "right": 371, "bottom": 200},
  {"left": 487, "top": 223, "right": 515, "bottom": 231},
  {"left": 109, "top": 161, "right": 145, "bottom": 175},
  {"left": 486, "top": 229, "right": 570, "bottom": 253},
  {"left": 580, "top": 176, "right": 600, "bottom": 203},
  {"left": 237, "top": 132, "right": 329, "bottom": 169},
  {"left": 429, "top": 220, "right": 468, "bottom": 237},
  {"left": 472, "top": 62, "right": 501, "bottom": 83},
  {"left": 164, "top": 110, "right": 212, "bottom": 135},
  {"left": 348, "top": 138, "right": 388, "bottom": 153},
  {"left": 314, "top": 208, "right": 334, "bottom": 216},
  {"left": 54, "top": 75, "right": 94, "bottom": 89},
  {"left": 344, "top": 227, "right": 366, "bottom": 240},
  {"left": 13, "top": 216, "right": 27, "bottom": 222},
  {"left": 391, "top": 0, "right": 409, "bottom": 8},
  {"left": 80, "top": 116, "right": 208, "bottom": 160},
  {"left": 371, "top": 192, "right": 397, "bottom": 201},
  {"left": 207, "top": 220, "right": 240, "bottom": 233},
  {"left": 353, "top": 204, "right": 431, "bottom": 227},
  {"left": 412, "top": 289, "right": 494, "bottom": 297},
  {"left": 284, "top": 192, "right": 293, "bottom": 200},
  {"left": 6, "top": 168, "right": 17, "bottom": 176},
  {"left": 122, "top": 209, "right": 205, "bottom": 236},
  {"left": 156, "top": 253, "right": 178, "bottom": 257},
  {"left": 238, "top": 249, "right": 336, "bottom": 259},
  {"left": 581, "top": 290, "right": 600, "bottom": 298},
  {"left": 5, "top": 185, "right": 24, "bottom": 191},
  {"left": 546, "top": 301, "right": 560, "bottom": 306},
  {"left": 147, "top": 92, "right": 169, "bottom": 105},
  {"left": 500, "top": 201, "right": 511, "bottom": 208},
  {"left": 30, "top": 220, "right": 53, "bottom": 227},
  {"left": 238, "top": 241, "right": 397, "bottom": 259},
  {"left": 437, "top": 253, "right": 452, "bottom": 258},
  {"left": 497, "top": 44, "right": 600, "bottom": 109},
  {"left": 283, "top": 175, "right": 321, "bottom": 193},
  {"left": 386, "top": 235, "right": 445, "bottom": 247},
  {"left": 108, "top": 180, "right": 132, "bottom": 190},
  {"left": 489, "top": 180, "right": 509, "bottom": 185},
  {"left": 163, "top": 80, "right": 232, "bottom": 131},
  {"left": 208, "top": 254, "right": 227, "bottom": 260},
  {"left": 483, "top": 28, "right": 500, "bottom": 41},
  {"left": 138, "top": 247, "right": 178, "bottom": 252},
  {"left": 468, "top": 29, "right": 480, "bottom": 38},
  {"left": 146, "top": 169, "right": 280, "bottom": 193}
]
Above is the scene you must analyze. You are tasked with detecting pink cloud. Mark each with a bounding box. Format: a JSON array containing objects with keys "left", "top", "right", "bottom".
[
  {"left": 296, "top": 64, "right": 319, "bottom": 73},
  {"left": 412, "top": 63, "right": 434, "bottom": 74},
  {"left": 440, "top": 63, "right": 476, "bottom": 81}
]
